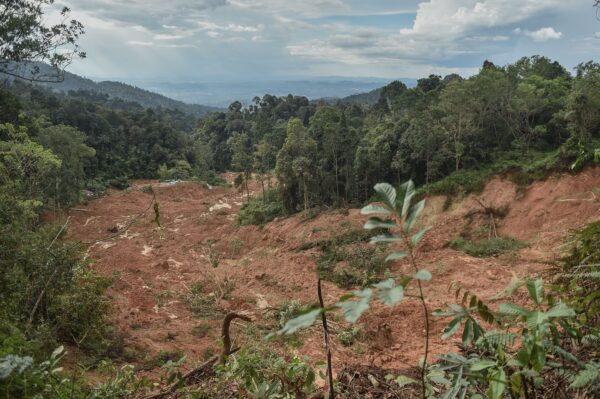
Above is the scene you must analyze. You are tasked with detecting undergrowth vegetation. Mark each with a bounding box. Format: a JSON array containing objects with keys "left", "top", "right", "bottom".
[
  {"left": 449, "top": 236, "right": 526, "bottom": 258},
  {"left": 237, "top": 188, "right": 286, "bottom": 226}
]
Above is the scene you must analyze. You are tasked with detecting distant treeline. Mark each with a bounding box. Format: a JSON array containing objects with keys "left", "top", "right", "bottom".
[{"left": 1, "top": 55, "right": 599, "bottom": 213}]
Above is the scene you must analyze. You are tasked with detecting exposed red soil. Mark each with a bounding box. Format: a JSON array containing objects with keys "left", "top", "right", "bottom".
[{"left": 66, "top": 167, "right": 600, "bottom": 378}]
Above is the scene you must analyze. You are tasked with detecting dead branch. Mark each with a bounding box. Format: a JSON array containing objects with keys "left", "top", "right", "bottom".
[
  {"left": 471, "top": 197, "right": 509, "bottom": 240},
  {"left": 318, "top": 278, "right": 335, "bottom": 399},
  {"left": 142, "top": 312, "right": 251, "bottom": 399}
]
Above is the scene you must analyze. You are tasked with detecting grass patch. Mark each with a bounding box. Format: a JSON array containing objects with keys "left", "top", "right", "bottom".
[
  {"left": 191, "top": 322, "right": 212, "bottom": 338},
  {"left": 449, "top": 236, "right": 526, "bottom": 258},
  {"left": 297, "top": 228, "right": 385, "bottom": 251}
]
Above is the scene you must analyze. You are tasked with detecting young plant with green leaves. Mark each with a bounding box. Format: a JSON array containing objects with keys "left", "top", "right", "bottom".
[
  {"left": 275, "top": 181, "right": 433, "bottom": 398},
  {"left": 431, "top": 277, "right": 598, "bottom": 399}
]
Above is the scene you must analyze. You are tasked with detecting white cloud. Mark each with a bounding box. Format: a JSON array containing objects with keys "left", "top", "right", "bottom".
[
  {"left": 515, "top": 27, "right": 563, "bottom": 42},
  {"left": 228, "top": 0, "right": 348, "bottom": 17},
  {"left": 154, "top": 34, "right": 185, "bottom": 40},
  {"left": 595, "top": 32, "right": 600, "bottom": 39},
  {"left": 464, "top": 35, "right": 510, "bottom": 42},
  {"left": 127, "top": 40, "right": 154, "bottom": 46},
  {"left": 400, "top": 0, "right": 563, "bottom": 38},
  {"left": 206, "top": 31, "right": 220, "bottom": 38},
  {"left": 287, "top": 0, "right": 568, "bottom": 68},
  {"left": 194, "top": 21, "right": 263, "bottom": 33}
]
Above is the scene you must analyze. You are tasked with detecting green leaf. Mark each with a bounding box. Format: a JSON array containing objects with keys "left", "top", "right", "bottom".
[
  {"left": 484, "top": 331, "right": 516, "bottom": 347},
  {"left": 385, "top": 251, "right": 407, "bottom": 262},
  {"left": 400, "top": 180, "right": 416, "bottom": 218},
  {"left": 527, "top": 311, "right": 548, "bottom": 329},
  {"left": 462, "top": 319, "right": 473, "bottom": 347},
  {"left": 414, "top": 269, "right": 432, "bottom": 281},
  {"left": 498, "top": 303, "right": 529, "bottom": 316},
  {"left": 411, "top": 226, "right": 431, "bottom": 246},
  {"left": 487, "top": 369, "right": 506, "bottom": 399},
  {"left": 277, "top": 308, "right": 322, "bottom": 335},
  {"left": 526, "top": 279, "right": 544, "bottom": 305},
  {"left": 546, "top": 302, "right": 576, "bottom": 318},
  {"left": 373, "top": 279, "right": 395, "bottom": 289},
  {"left": 531, "top": 344, "right": 546, "bottom": 371},
  {"left": 370, "top": 234, "right": 402, "bottom": 244},
  {"left": 570, "top": 364, "right": 599, "bottom": 388},
  {"left": 364, "top": 217, "right": 397, "bottom": 230},
  {"left": 336, "top": 288, "right": 372, "bottom": 323},
  {"left": 374, "top": 183, "right": 397, "bottom": 209},
  {"left": 405, "top": 199, "right": 425, "bottom": 233},
  {"left": 442, "top": 317, "right": 462, "bottom": 340},
  {"left": 394, "top": 375, "right": 417, "bottom": 387},
  {"left": 470, "top": 360, "right": 496, "bottom": 371},
  {"left": 360, "top": 204, "right": 391, "bottom": 215},
  {"left": 374, "top": 279, "right": 404, "bottom": 307}
]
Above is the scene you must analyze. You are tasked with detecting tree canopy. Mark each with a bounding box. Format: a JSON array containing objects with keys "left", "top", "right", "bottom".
[{"left": 0, "top": 0, "right": 85, "bottom": 82}]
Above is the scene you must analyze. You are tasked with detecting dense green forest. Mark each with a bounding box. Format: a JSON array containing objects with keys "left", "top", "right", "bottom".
[{"left": 3, "top": 54, "right": 599, "bottom": 217}]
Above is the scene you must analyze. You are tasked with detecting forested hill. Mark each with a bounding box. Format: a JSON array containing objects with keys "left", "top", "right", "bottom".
[
  {"left": 313, "top": 87, "right": 383, "bottom": 106},
  {"left": 1, "top": 63, "right": 222, "bottom": 117}
]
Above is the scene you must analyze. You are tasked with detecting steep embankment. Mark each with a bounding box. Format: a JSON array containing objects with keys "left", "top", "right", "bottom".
[{"left": 67, "top": 168, "right": 600, "bottom": 374}]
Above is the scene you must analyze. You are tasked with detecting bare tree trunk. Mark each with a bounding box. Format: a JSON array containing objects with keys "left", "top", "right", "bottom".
[{"left": 318, "top": 279, "right": 335, "bottom": 399}]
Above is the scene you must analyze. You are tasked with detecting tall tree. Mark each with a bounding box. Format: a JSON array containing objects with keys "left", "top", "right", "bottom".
[
  {"left": 229, "top": 132, "right": 253, "bottom": 202},
  {"left": 275, "top": 118, "right": 317, "bottom": 212},
  {"left": 1, "top": 0, "right": 85, "bottom": 82},
  {"left": 438, "top": 80, "right": 476, "bottom": 171},
  {"left": 34, "top": 122, "right": 95, "bottom": 208}
]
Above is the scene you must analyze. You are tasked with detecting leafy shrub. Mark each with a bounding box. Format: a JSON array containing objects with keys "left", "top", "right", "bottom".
[
  {"left": 421, "top": 169, "right": 488, "bottom": 196},
  {"left": 276, "top": 300, "right": 311, "bottom": 328},
  {"left": 48, "top": 268, "right": 115, "bottom": 356},
  {"left": 237, "top": 188, "right": 286, "bottom": 226},
  {"left": 449, "top": 236, "right": 526, "bottom": 257},
  {"left": 317, "top": 245, "right": 388, "bottom": 288},
  {"left": 228, "top": 236, "right": 244, "bottom": 257},
  {"left": 337, "top": 326, "right": 365, "bottom": 347},
  {"left": 556, "top": 221, "right": 600, "bottom": 327},
  {"left": 158, "top": 160, "right": 193, "bottom": 180},
  {"left": 220, "top": 347, "right": 317, "bottom": 398},
  {"left": 182, "top": 279, "right": 233, "bottom": 319},
  {"left": 433, "top": 278, "right": 600, "bottom": 399},
  {"left": 0, "top": 346, "right": 89, "bottom": 398},
  {"left": 107, "top": 176, "right": 129, "bottom": 190}
]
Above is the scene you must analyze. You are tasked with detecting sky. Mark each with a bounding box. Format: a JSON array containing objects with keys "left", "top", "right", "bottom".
[{"left": 53, "top": 0, "right": 600, "bottom": 82}]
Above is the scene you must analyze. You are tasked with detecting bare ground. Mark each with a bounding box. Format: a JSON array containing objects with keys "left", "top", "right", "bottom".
[{"left": 66, "top": 168, "right": 600, "bottom": 379}]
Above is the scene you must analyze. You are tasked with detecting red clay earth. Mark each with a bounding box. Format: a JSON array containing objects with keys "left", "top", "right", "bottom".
[{"left": 65, "top": 168, "right": 600, "bottom": 381}]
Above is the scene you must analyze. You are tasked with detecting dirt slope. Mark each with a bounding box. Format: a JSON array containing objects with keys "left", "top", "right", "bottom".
[{"left": 67, "top": 168, "right": 600, "bottom": 375}]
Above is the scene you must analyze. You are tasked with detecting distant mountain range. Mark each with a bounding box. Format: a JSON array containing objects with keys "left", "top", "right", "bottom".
[
  {"left": 2, "top": 63, "right": 417, "bottom": 114},
  {"left": 2, "top": 63, "right": 222, "bottom": 117},
  {"left": 133, "top": 78, "right": 416, "bottom": 108}
]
